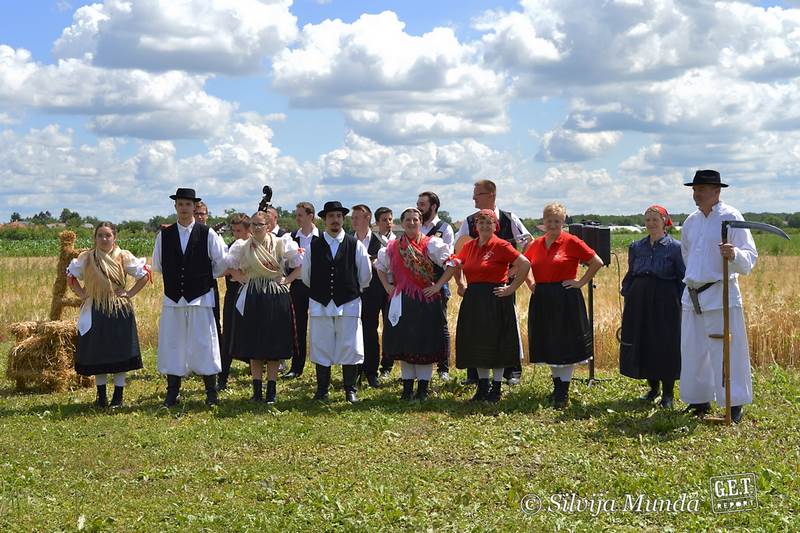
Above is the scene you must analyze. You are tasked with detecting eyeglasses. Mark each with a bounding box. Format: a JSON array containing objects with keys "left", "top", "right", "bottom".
[{"left": 252, "top": 222, "right": 267, "bottom": 228}]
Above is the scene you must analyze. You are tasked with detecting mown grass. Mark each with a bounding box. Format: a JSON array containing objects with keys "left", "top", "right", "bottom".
[{"left": 0, "top": 347, "right": 798, "bottom": 531}]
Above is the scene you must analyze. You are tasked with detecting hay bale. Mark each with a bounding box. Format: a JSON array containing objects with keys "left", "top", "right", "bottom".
[
  {"left": 49, "top": 230, "right": 87, "bottom": 320},
  {"left": 5, "top": 320, "right": 92, "bottom": 393},
  {"left": 9, "top": 321, "right": 38, "bottom": 342}
]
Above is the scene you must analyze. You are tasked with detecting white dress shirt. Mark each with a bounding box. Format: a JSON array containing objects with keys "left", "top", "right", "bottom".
[
  {"left": 152, "top": 220, "right": 227, "bottom": 307},
  {"left": 420, "top": 216, "right": 455, "bottom": 252},
  {"left": 680, "top": 201, "right": 758, "bottom": 311},
  {"left": 293, "top": 226, "right": 319, "bottom": 252},
  {"left": 301, "top": 230, "right": 372, "bottom": 317},
  {"left": 454, "top": 207, "right": 531, "bottom": 248}
]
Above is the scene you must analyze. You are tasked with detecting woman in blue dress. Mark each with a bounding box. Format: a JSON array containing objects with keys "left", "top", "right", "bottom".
[{"left": 619, "top": 205, "right": 685, "bottom": 408}]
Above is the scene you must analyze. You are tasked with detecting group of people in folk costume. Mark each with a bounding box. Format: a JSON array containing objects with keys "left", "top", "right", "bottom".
[{"left": 66, "top": 170, "right": 758, "bottom": 423}]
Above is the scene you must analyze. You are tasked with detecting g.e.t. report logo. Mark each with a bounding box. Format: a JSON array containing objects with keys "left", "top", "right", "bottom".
[{"left": 709, "top": 473, "right": 758, "bottom": 514}]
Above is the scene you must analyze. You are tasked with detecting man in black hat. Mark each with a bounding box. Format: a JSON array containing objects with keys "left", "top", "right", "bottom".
[
  {"left": 301, "top": 201, "right": 372, "bottom": 402},
  {"left": 679, "top": 170, "right": 758, "bottom": 423},
  {"left": 152, "top": 187, "right": 228, "bottom": 407}
]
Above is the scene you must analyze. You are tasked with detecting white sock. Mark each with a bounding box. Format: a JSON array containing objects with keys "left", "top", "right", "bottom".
[
  {"left": 113, "top": 372, "right": 126, "bottom": 387},
  {"left": 95, "top": 374, "right": 108, "bottom": 386},
  {"left": 476, "top": 368, "right": 490, "bottom": 379},
  {"left": 492, "top": 367, "right": 505, "bottom": 382},
  {"left": 400, "top": 361, "right": 415, "bottom": 380},
  {"left": 550, "top": 365, "right": 575, "bottom": 382},
  {"left": 415, "top": 364, "right": 433, "bottom": 381}
]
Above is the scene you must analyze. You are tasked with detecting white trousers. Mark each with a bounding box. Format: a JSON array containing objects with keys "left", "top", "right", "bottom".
[
  {"left": 309, "top": 316, "right": 364, "bottom": 367},
  {"left": 157, "top": 306, "right": 221, "bottom": 376},
  {"left": 680, "top": 307, "right": 753, "bottom": 406}
]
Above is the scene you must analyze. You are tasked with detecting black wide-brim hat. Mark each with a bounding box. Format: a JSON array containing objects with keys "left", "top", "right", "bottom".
[
  {"left": 318, "top": 201, "right": 349, "bottom": 218},
  {"left": 684, "top": 169, "right": 728, "bottom": 187},
  {"left": 169, "top": 187, "right": 201, "bottom": 201}
]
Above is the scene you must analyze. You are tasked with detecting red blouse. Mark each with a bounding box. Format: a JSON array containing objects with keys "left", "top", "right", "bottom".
[
  {"left": 524, "top": 232, "right": 595, "bottom": 283},
  {"left": 454, "top": 234, "right": 521, "bottom": 284}
]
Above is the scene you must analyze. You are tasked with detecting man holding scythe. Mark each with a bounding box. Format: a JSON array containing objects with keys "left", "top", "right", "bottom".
[{"left": 679, "top": 170, "right": 759, "bottom": 424}]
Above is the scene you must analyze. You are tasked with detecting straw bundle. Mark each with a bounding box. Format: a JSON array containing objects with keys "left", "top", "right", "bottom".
[
  {"left": 49, "top": 230, "right": 87, "bottom": 320},
  {"left": 5, "top": 320, "right": 92, "bottom": 392}
]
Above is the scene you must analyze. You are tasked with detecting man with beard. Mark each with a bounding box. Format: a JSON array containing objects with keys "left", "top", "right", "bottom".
[
  {"left": 417, "top": 191, "right": 455, "bottom": 382},
  {"left": 301, "top": 201, "right": 372, "bottom": 403}
]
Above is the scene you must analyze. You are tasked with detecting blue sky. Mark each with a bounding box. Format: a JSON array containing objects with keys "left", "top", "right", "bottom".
[{"left": 1, "top": 0, "right": 799, "bottom": 223}]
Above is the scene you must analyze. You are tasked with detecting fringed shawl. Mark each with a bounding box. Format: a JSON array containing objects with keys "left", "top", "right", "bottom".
[
  {"left": 241, "top": 233, "right": 289, "bottom": 294},
  {"left": 80, "top": 246, "right": 132, "bottom": 316},
  {"left": 387, "top": 234, "right": 440, "bottom": 302}
]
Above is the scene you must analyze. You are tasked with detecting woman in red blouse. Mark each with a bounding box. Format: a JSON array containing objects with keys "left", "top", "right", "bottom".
[
  {"left": 426, "top": 209, "right": 530, "bottom": 402},
  {"left": 524, "top": 203, "right": 603, "bottom": 408}
]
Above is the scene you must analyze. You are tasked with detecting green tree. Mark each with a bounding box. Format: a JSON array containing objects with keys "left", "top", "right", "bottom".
[
  {"left": 788, "top": 212, "right": 800, "bottom": 228},
  {"left": 10, "top": 212, "right": 21, "bottom": 222},
  {"left": 30, "top": 210, "right": 55, "bottom": 225}
]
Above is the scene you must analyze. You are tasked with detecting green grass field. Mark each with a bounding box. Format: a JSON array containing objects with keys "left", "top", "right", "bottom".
[{"left": 1, "top": 346, "right": 798, "bottom": 531}]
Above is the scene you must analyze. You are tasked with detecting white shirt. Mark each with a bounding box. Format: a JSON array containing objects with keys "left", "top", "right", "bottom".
[
  {"left": 301, "top": 230, "right": 373, "bottom": 317},
  {"left": 293, "top": 226, "right": 319, "bottom": 252},
  {"left": 420, "top": 216, "right": 455, "bottom": 252},
  {"left": 375, "top": 230, "right": 396, "bottom": 247},
  {"left": 680, "top": 201, "right": 758, "bottom": 311},
  {"left": 152, "top": 221, "right": 228, "bottom": 307},
  {"left": 271, "top": 225, "right": 282, "bottom": 235},
  {"left": 454, "top": 207, "right": 531, "bottom": 249}
]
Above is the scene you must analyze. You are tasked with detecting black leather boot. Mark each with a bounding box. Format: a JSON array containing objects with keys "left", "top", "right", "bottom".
[
  {"left": 549, "top": 377, "right": 559, "bottom": 403},
  {"left": 95, "top": 384, "right": 107, "bottom": 407},
  {"left": 683, "top": 402, "right": 711, "bottom": 417},
  {"left": 109, "top": 386, "right": 124, "bottom": 407},
  {"left": 203, "top": 375, "right": 218, "bottom": 406},
  {"left": 640, "top": 379, "right": 660, "bottom": 402},
  {"left": 659, "top": 379, "right": 674, "bottom": 408},
  {"left": 250, "top": 379, "right": 263, "bottom": 402},
  {"left": 400, "top": 379, "right": 414, "bottom": 401},
  {"left": 265, "top": 380, "right": 277, "bottom": 404},
  {"left": 553, "top": 379, "right": 570, "bottom": 409},
  {"left": 313, "top": 364, "right": 331, "bottom": 401},
  {"left": 163, "top": 375, "right": 181, "bottom": 407},
  {"left": 414, "top": 380, "right": 430, "bottom": 402},
  {"left": 470, "top": 378, "right": 490, "bottom": 402},
  {"left": 343, "top": 364, "right": 359, "bottom": 403},
  {"left": 486, "top": 380, "right": 502, "bottom": 403}
]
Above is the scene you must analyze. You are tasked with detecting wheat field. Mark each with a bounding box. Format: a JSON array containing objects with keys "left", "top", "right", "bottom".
[{"left": 1, "top": 253, "right": 798, "bottom": 368}]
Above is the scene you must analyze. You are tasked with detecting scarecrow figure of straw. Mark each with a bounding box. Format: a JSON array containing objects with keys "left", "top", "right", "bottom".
[
  {"left": 152, "top": 188, "right": 228, "bottom": 407},
  {"left": 679, "top": 170, "right": 758, "bottom": 423}
]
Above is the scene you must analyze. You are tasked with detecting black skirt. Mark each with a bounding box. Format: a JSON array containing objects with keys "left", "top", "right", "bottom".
[
  {"left": 455, "top": 283, "right": 521, "bottom": 369},
  {"left": 382, "top": 293, "right": 448, "bottom": 364},
  {"left": 221, "top": 276, "right": 241, "bottom": 360},
  {"left": 619, "top": 276, "right": 681, "bottom": 380},
  {"left": 232, "top": 281, "right": 297, "bottom": 361},
  {"left": 75, "top": 306, "right": 143, "bottom": 376},
  {"left": 528, "top": 282, "right": 592, "bottom": 365}
]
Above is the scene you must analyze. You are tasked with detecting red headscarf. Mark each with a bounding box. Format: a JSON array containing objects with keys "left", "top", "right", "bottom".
[
  {"left": 474, "top": 208, "right": 499, "bottom": 231},
  {"left": 646, "top": 205, "right": 673, "bottom": 229}
]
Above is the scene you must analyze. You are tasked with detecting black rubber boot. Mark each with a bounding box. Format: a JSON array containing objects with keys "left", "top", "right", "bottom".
[
  {"left": 549, "top": 377, "right": 559, "bottom": 403},
  {"left": 109, "top": 386, "right": 124, "bottom": 407},
  {"left": 343, "top": 364, "right": 359, "bottom": 403},
  {"left": 203, "top": 375, "right": 219, "bottom": 406},
  {"left": 265, "top": 380, "right": 277, "bottom": 404},
  {"left": 414, "top": 380, "right": 430, "bottom": 402},
  {"left": 313, "top": 364, "right": 331, "bottom": 401},
  {"left": 400, "top": 379, "right": 415, "bottom": 401},
  {"left": 163, "top": 375, "right": 181, "bottom": 407},
  {"left": 486, "top": 381, "right": 502, "bottom": 403},
  {"left": 95, "top": 384, "right": 107, "bottom": 407},
  {"left": 250, "top": 379, "right": 263, "bottom": 402},
  {"left": 640, "top": 379, "right": 660, "bottom": 402},
  {"left": 554, "top": 379, "right": 570, "bottom": 409},
  {"left": 660, "top": 379, "right": 674, "bottom": 408},
  {"left": 470, "top": 379, "right": 490, "bottom": 402}
]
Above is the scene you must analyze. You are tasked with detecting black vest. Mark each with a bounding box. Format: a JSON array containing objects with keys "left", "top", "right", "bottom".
[
  {"left": 310, "top": 233, "right": 361, "bottom": 306},
  {"left": 355, "top": 232, "right": 386, "bottom": 298},
  {"left": 161, "top": 223, "right": 213, "bottom": 304},
  {"left": 467, "top": 210, "right": 515, "bottom": 247}
]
